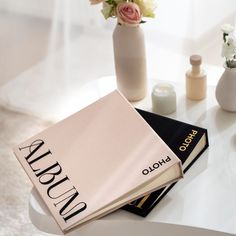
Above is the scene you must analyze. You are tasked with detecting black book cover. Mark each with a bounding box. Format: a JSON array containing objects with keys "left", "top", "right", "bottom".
[{"left": 122, "top": 108, "right": 209, "bottom": 217}]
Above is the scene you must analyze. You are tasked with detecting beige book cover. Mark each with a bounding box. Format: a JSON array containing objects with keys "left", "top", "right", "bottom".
[{"left": 13, "top": 90, "right": 183, "bottom": 233}]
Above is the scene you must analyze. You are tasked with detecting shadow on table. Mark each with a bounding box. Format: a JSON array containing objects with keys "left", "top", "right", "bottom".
[
  {"left": 180, "top": 101, "right": 236, "bottom": 136},
  {"left": 176, "top": 94, "right": 208, "bottom": 125},
  {"left": 231, "top": 134, "right": 236, "bottom": 152},
  {"left": 210, "top": 106, "right": 236, "bottom": 134}
]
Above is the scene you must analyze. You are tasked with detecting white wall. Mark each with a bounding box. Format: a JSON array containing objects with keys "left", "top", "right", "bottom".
[
  {"left": 144, "top": 0, "right": 236, "bottom": 40},
  {"left": 0, "top": 0, "right": 54, "bottom": 18},
  {"left": 0, "top": 0, "right": 104, "bottom": 26},
  {"left": 192, "top": 0, "right": 236, "bottom": 39},
  {"left": 0, "top": 0, "right": 236, "bottom": 39}
]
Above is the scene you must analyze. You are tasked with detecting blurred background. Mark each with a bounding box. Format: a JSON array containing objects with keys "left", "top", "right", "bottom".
[
  {"left": 0, "top": 0, "right": 236, "bottom": 119},
  {"left": 0, "top": 1, "right": 236, "bottom": 235}
]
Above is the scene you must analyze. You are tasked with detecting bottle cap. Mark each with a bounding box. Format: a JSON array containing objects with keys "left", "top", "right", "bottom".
[{"left": 190, "top": 55, "right": 202, "bottom": 66}]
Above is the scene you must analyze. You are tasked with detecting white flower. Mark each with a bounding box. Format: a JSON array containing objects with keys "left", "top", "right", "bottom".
[
  {"left": 221, "top": 24, "right": 234, "bottom": 34},
  {"left": 222, "top": 35, "right": 236, "bottom": 59},
  {"left": 134, "top": 0, "right": 157, "bottom": 18}
]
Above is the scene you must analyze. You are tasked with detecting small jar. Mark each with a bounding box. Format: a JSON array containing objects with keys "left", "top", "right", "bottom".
[{"left": 152, "top": 83, "right": 176, "bottom": 115}]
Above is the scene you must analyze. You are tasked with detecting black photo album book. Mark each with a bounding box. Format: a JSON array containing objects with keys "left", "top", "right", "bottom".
[{"left": 123, "top": 108, "right": 209, "bottom": 217}]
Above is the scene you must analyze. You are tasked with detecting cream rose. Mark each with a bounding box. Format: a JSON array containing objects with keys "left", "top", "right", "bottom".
[
  {"left": 117, "top": 2, "right": 142, "bottom": 26},
  {"left": 89, "top": 0, "right": 103, "bottom": 5},
  {"left": 134, "top": 0, "right": 156, "bottom": 18}
]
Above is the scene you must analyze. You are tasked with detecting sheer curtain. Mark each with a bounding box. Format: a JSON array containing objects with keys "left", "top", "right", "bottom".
[
  {"left": 0, "top": 0, "right": 236, "bottom": 120},
  {"left": 0, "top": 0, "right": 113, "bottom": 120}
]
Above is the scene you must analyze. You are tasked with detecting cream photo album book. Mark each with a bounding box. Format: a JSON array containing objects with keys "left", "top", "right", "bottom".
[{"left": 13, "top": 90, "right": 183, "bottom": 233}]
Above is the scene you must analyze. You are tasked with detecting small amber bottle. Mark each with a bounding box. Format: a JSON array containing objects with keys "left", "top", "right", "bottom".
[{"left": 186, "top": 55, "right": 207, "bottom": 100}]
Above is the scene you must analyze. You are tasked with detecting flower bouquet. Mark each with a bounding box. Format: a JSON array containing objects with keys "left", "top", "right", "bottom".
[
  {"left": 215, "top": 23, "right": 236, "bottom": 112},
  {"left": 90, "top": 0, "right": 157, "bottom": 101},
  {"left": 90, "top": 0, "right": 156, "bottom": 26}
]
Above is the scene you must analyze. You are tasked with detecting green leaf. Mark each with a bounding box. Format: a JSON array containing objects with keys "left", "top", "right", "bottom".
[
  {"left": 106, "top": 0, "right": 117, "bottom": 6},
  {"left": 101, "top": 5, "right": 112, "bottom": 19}
]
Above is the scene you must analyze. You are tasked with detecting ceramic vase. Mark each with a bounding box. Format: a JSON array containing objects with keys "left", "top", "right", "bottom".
[
  {"left": 215, "top": 66, "right": 236, "bottom": 112},
  {"left": 113, "top": 24, "right": 147, "bottom": 101}
]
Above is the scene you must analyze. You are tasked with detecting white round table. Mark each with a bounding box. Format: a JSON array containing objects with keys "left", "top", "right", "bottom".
[{"left": 29, "top": 76, "right": 236, "bottom": 235}]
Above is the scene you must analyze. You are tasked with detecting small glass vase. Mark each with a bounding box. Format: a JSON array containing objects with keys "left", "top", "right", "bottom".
[
  {"left": 215, "top": 66, "right": 236, "bottom": 112},
  {"left": 113, "top": 24, "right": 147, "bottom": 101}
]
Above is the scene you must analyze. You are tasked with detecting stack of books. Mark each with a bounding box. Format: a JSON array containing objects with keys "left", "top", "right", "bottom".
[{"left": 14, "top": 90, "right": 208, "bottom": 233}]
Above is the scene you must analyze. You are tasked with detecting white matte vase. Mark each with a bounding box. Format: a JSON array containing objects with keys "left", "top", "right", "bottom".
[
  {"left": 113, "top": 24, "right": 147, "bottom": 101},
  {"left": 215, "top": 67, "right": 236, "bottom": 112}
]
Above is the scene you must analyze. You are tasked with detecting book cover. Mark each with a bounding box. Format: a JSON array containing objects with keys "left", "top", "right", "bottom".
[
  {"left": 13, "top": 90, "right": 183, "bottom": 232},
  {"left": 123, "top": 108, "right": 209, "bottom": 216}
]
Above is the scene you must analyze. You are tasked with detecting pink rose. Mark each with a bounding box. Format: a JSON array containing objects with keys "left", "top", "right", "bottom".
[{"left": 117, "top": 2, "right": 141, "bottom": 26}]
